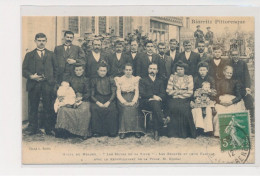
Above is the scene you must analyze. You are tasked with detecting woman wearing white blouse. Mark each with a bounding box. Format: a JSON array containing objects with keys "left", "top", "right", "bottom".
[{"left": 114, "top": 63, "right": 145, "bottom": 139}]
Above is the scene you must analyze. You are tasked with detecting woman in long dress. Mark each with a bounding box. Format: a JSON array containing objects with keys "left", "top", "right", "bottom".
[
  {"left": 213, "top": 65, "right": 245, "bottom": 137},
  {"left": 166, "top": 61, "right": 197, "bottom": 138},
  {"left": 55, "top": 63, "right": 92, "bottom": 139},
  {"left": 114, "top": 63, "right": 144, "bottom": 139},
  {"left": 90, "top": 62, "right": 118, "bottom": 137}
]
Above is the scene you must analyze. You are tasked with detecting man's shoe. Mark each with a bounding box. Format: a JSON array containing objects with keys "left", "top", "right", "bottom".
[
  {"left": 154, "top": 131, "right": 159, "bottom": 141},
  {"left": 119, "top": 133, "right": 126, "bottom": 139},
  {"left": 135, "top": 133, "right": 141, "bottom": 138}
]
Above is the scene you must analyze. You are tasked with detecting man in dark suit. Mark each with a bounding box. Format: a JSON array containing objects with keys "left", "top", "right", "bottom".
[
  {"left": 230, "top": 50, "right": 254, "bottom": 133},
  {"left": 208, "top": 46, "right": 231, "bottom": 87},
  {"left": 136, "top": 40, "right": 165, "bottom": 79},
  {"left": 22, "top": 33, "right": 58, "bottom": 135},
  {"left": 85, "top": 39, "right": 109, "bottom": 78},
  {"left": 205, "top": 27, "right": 214, "bottom": 46},
  {"left": 194, "top": 25, "right": 204, "bottom": 48},
  {"left": 177, "top": 40, "right": 201, "bottom": 77},
  {"left": 197, "top": 40, "right": 213, "bottom": 63},
  {"left": 108, "top": 40, "right": 130, "bottom": 77},
  {"left": 139, "top": 63, "right": 167, "bottom": 141},
  {"left": 158, "top": 42, "right": 173, "bottom": 81},
  {"left": 54, "top": 31, "right": 85, "bottom": 83},
  {"left": 126, "top": 40, "right": 142, "bottom": 76},
  {"left": 165, "top": 38, "right": 179, "bottom": 64}
]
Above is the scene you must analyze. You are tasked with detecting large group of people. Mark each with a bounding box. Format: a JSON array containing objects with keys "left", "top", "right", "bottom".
[{"left": 22, "top": 30, "right": 254, "bottom": 142}]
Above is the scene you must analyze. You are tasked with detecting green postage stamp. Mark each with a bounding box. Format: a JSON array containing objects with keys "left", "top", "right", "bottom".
[{"left": 218, "top": 112, "right": 250, "bottom": 151}]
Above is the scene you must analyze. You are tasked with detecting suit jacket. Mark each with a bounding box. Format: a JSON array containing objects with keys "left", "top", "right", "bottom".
[
  {"left": 54, "top": 44, "right": 85, "bottom": 83},
  {"left": 139, "top": 76, "right": 166, "bottom": 102},
  {"left": 165, "top": 50, "right": 179, "bottom": 62},
  {"left": 159, "top": 54, "right": 174, "bottom": 79},
  {"left": 108, "top": 52, "right": 130, "bottom": 77},
  {"left": 208, "top": 57, "right": 231, "bottom": 85},
  {"left": 136, "top": 53, "right": 165, "bottom": 79},
  {"left": 198, "top": 52, "right": 213, "bottom": 63},
  {"left": 177, "top": 51, "right": 201, "bottom": 76},
  {"left": 22, "top": 49, "right": 58, "bottom": 91},
  {"left": 85, "top": 51, "right": 108, "bottom": 78},
  {"left": 126, "top": 51, "right": 142, "bottom": 76}
]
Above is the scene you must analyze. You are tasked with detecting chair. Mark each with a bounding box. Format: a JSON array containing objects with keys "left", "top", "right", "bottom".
[{"left": 141, "top": 109, "right": 153, "bottom": 131}]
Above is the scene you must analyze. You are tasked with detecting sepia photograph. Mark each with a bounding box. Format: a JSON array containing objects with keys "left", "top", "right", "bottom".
[{"left": 21, "top": 15, "right": 255, "bottom": 164}]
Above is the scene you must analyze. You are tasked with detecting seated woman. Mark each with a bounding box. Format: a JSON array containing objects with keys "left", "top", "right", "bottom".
[
  {"left": 213, "top": 65, "right": 245, "bottom": 137},
  {"left": 166, "top": 61, "right": 197, "bottom": 138},
  {"left": 90, "top": 62, "right": 118, "bottom": 137},
  {"left": 55, "top": 63, "right": 92, "bottom": 140},
  {"left": 191, "top": 62, "right": 217, "bottom": 135},
  {"left": 114, "top": 63, "right": 144, "bottom": 139}
]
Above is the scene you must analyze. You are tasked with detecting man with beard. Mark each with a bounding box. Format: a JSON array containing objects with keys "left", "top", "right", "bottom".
[
  {"left": 136, "top": 40, "right": 165, "bottom": 79},
  {"left": 108, "top": 40, "right": 130, "bottom": 77},
  {"left": 85, "top": 39, "right": 109, "bottom": 78},
  {"left": 139, "top": 63, "right": 168, "bottom": 141},
  {"left": 22, "top": 33, "right": 58, "bottom": 135},
  {"left": 126, "top": 40, "right": 142, "bottom": 76},
  {"left": 197, "top": 40, "right": 212, "bottom": 63},
  {"left": 177, "top": 40, "right": 201, "bottom": 77},
  {"left": 165, "top": 39, "right": 179, "bottom": 63},
  {"left": 230, "top": 50, "right": 254, "bottom": 133},
  {"left": 54, "top": 31, "right": 85, "bottom": 83}
]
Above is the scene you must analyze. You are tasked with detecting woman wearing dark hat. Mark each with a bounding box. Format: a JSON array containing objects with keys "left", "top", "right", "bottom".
[{"left": 166, "top": 61, "right": 197, "bottom": 138}]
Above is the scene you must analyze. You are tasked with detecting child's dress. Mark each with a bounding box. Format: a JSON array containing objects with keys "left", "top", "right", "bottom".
[
  {"left": 191, "top": 83, "right": 216, "bottom": 132},
  {"left": 54, "top": 82, "right": 76, "bottom": 113}
]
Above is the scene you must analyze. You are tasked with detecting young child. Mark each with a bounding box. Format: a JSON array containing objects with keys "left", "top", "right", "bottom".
[{"left": 54, "top": 81, "right": 76, "bottom": 113}]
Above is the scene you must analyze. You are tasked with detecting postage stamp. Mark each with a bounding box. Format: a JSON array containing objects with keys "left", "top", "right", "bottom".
[{"left": 218, "top": 112, "right": 250, "bottom": 151}]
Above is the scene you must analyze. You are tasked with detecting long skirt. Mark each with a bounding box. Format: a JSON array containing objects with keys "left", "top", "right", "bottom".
[
  {"left": 167, "top": 98, "right": 197, "bottom": 138},
  {"left": 90, "top": 95, "right": 118, "bottom": 136},
  {"left": 118, "top": 92, "right": 145, "bottom": 134},
  {"left": 55, "top": 101, "right": 91, "bottom": 137},
  {"left": 213, "top": 95, "right": 246, "bottom": 137},
  {"left": 192, "top": 107, "right": 213, "bottom": 132}
]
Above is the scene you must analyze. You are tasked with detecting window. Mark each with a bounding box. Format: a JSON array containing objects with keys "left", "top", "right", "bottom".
[
  {"left": 98, "top": 16, "right": 106, "bottom": 34},
  {"left": 92, "top": 16, "right": 95, "bottom": 33},
  {"left": 119, "top": 16, "right": 124, "bottom": 38},
  {"left": 68, "top": 17, "right": 79, "bottom": 34}
]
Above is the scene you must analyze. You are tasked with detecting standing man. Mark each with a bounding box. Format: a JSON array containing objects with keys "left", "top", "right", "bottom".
[
  {"left": 139, "top": 63, "right": 167, "bottom": 141},
  {"left": 126, "top": 40, "right": 142, "bottom": 76},
  {"left": 208, "top": 46, "right": 231, "bottom": 87},
  {"left": 136, "top": 40, "right": 165, "bottom": 79},
  {"left": 158, "top": 42, "right": 173, "bottom": 80},
  {"left": 230, "top": 50, "right": 254, "bottom": 133},
  {"left": 22, "top": 33, "right": 58, "bottom": 135},
  {"left": 194, "top": 25, "right": 204, "bottom": 48},
  {"left": 205, "top": 27, "right": 214, "bottom": 46},
  {"left": 197, "top": 40, "right": 213, "bottom": 63},
  {"left": 177, "top": 40, "right": 201, "bottom": 77},
  {"left": 54, "top": 31, "right": 85, "bottom": 83},
  {"left": 108, "top": 40, "right": 130, "bottom": 77},
  {"left": 85, "top": 39, "right": 109, "bottom": 78},
  {"left": 165, "top": 39, "right": 179, "bottom": 63}
]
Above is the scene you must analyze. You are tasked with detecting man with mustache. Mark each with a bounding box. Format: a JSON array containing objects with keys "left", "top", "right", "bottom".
[
  {"left": 108, "top": 40, "right": 131, "bottom": 77},
  {"left": 126, "top": 40, "right": 141, "bottom": 76},
  {"left": 136, "top": 40, "right": 165, "bottom": 79},
  {"left": 177, "top": 40, "right": 201, "bottom": 77},
  {"left": 54, "top": 31, "right": 85, "bottom": 83},
  {"left": 196, "top": 40, "right": 212, "bottom": 63},
  {"left": 165, "top": 39, "right": 179, "bottom": 63},
  {"left": 22, "top": 33, "right": 58, "bottom": 135},
  {"left": 85, "top": 38, "right": 109, "bottom": 78},
  {"left": 139, "top": 63, "right": 167, "bottom": 141}
]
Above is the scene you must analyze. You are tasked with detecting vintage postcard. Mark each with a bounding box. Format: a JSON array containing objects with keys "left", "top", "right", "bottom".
[{"left": 22, "top": 14, "right": 255, "bottom": 164}]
